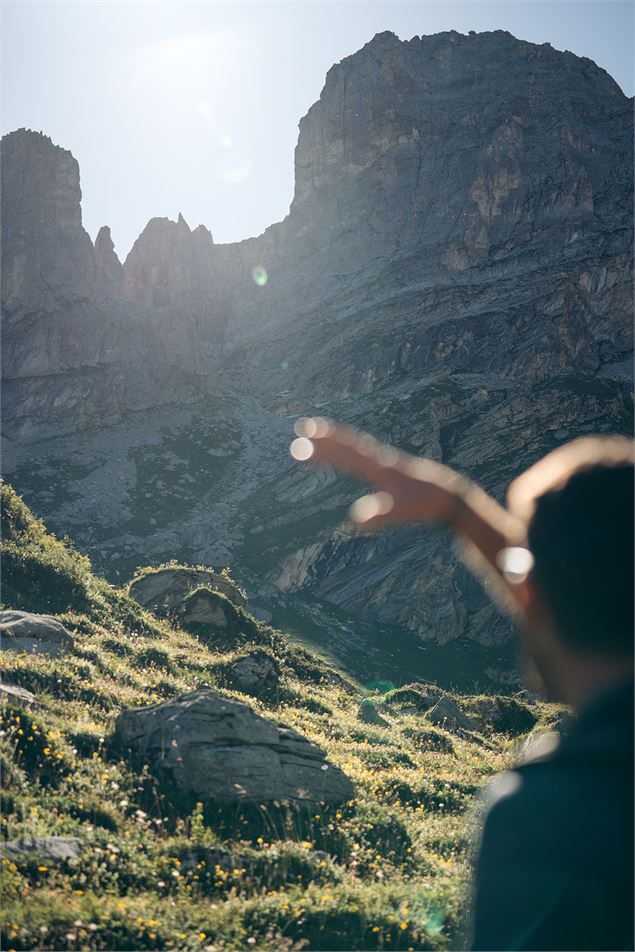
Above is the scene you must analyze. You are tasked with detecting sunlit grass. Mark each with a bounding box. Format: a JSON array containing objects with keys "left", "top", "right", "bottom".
[{"left": 0, "top": 480, "right": 563, "bottom": 950}]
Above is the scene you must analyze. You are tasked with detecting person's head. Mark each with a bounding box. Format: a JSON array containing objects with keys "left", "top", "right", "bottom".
[{"left": 504, "top": 436, "right": 634, "bottom": 704}]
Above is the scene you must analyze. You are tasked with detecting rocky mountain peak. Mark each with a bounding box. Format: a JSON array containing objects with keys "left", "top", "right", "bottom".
[
  {"left": 1, "top": 128, "right": 96, "bottom": 312},
  {"left": 94, "top": 225, "right": 124, "bottom": 295},
  {"left": 123, "top": 214, "right": 217, "bottom": 307},
  {"left": 291, "top": 28, "right": 628, "bottom": 240},
  {"left": 192, "top": 223, "right": 214, "bottom": 245}
]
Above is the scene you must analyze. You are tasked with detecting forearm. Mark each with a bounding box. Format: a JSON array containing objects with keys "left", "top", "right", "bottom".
[
  {"left": 397, "top": 454, "right": 525, "bottom": 575},
  {"left": 448, "top": 479, "right": 525, "bottom": 576}
]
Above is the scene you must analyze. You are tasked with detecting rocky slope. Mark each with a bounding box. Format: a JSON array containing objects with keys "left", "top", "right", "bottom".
[{"left": 1, "top": 31, "right": 633, "bottom": 680}]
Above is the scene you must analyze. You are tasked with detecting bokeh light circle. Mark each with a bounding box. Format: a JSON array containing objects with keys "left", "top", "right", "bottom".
[{"left": 251, "top": 265, "right": 268, "bottom": 286}]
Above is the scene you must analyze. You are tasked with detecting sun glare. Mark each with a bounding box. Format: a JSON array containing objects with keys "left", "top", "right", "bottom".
[{"left": 129, "top": 30, "right": 253, "bottom": 184}]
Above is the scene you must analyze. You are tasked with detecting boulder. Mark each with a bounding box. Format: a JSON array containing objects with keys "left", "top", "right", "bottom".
[
  {"left": 357, "top": 699, "right": 389, "bottom": 727},
  {"left": 425, "top": 696, "right": 475, "bottom": 732},
  {"left": 227, "top": 650, "right": 280, "bottom": 695},
  {"left": 115, "top": 688, "right": 354, "bottom": 805},
  {"left": 128, "top": 567, "right": 247, "bottom": 618},
  {"left": 0, "top": 682, "right": 37, "bottom": 708},
  {"left": 0, "top": 611, "right": 74, "bottom": 657},
  {"left": 0, "top": 836, "right": 82, "bottom": 863}
]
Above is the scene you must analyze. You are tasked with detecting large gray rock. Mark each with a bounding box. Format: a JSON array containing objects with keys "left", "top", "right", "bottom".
[
  {"left": 128, "top": 567, "right": 246, "bottom": 617},
  {"left": 0, "top": 611, "right": 74, "bottom": 656},
  {"left": 228, "top": 650, "right": 280, "bottom": 695},
  {"left": 0, "top": 682, "right": 37, "bottom": 708},
  {"left": 0, "top": 836, "right": 82, "bottom": 863},
  {"left": 115, "top": 688, "right": 354, "bottom": 805}
]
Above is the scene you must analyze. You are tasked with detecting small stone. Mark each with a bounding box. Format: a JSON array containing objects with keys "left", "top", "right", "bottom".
[
  {"left": 227, "top": 650, "right": 280, "bottom": 696},
  {"left": 0, "top": 682, "right": 37, "bottom": 708}
]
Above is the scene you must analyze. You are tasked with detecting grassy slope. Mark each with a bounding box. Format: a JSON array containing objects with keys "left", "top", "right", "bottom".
[{"left": 0, "top": 482, "right": 561, "bottom": 951}]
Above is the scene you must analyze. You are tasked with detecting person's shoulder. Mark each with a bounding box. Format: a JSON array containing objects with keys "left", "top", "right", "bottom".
[
  {"left": 483, "top": 731, "right": 562, "bottom": 808},
  {"left": 478, "top": 733, "right": 576, "bottom": 841}
]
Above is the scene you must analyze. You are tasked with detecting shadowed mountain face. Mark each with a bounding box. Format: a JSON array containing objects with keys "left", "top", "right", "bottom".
[{"left": 2, "top": 31, "right": 633, "bottom": 683}]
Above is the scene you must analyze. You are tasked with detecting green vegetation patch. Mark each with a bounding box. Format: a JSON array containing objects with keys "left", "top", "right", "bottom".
[{"left": 0, "top": 483, "right": 545, "bottom": 950}]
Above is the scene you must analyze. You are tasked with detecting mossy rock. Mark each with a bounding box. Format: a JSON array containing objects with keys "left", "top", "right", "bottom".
[
  {"left": 127, "top": 564, "right": 246, "bottom": 618},
  {"left": 178, "top": 587, "right": 259, "bottom": 647},
  {"left": 465, "top": 695, "right": 538, "bottom": 735},
  {"left": 385, "top": 683, "right": 440, "bottom": 712}
]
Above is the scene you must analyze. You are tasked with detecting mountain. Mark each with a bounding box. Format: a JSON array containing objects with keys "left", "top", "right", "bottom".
[{"left": 1, "top": 30, "right": 632, "bottom": 683}]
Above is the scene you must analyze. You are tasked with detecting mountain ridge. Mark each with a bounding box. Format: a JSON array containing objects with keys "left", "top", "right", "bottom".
[{"left": 1, "top": 29, "right": 632, "bottom": 675}]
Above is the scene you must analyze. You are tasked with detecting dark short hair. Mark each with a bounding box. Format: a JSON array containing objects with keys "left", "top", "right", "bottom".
[{"left": 527, "top": 459, "right": 634, "bottom": 656}]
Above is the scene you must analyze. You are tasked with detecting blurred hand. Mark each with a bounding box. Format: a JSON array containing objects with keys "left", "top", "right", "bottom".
[{"left": 290, "top": 418, "right": 462, "bottom": 530}]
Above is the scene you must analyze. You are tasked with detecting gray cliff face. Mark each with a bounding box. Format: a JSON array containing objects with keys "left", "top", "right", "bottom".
[
  {"left": 0, "top": 135, "right": 222, "bottom": 440},
  {"left": 1, "top": 129, "right": 96, "bottom": 313},
  {"left": 1, "top": 32, "right": 633, "bottom": 680},
  {"left": 124, "top": 214, "right": 216, "bottom": 308}
]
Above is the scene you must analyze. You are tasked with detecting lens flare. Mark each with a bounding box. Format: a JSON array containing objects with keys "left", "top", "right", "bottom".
[
  {"left": 251, "top": 265, "right": 268, "bottom": 286},
  {"left": 294, "top": 417, "right": 317, "bottom": 438},
  {"left": 365, "top": 680, "right": 395, "bottom": 694},
  {"left": 496, "top": 546, "right": 535, "bottom": 583},
  {"left": 290, "top": 437, "right": 314, "bottom": 461},
  {"left": 350, "top": 492, "right": 394, "bottom": 523}
]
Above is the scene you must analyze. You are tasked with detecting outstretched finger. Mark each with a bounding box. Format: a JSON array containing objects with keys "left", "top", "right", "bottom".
[
  {"left": 349, "top": 492, "right": 396, "bottom": 531},
  {"left": 290, "top": 418, "right": 402, "bottom": 487}
]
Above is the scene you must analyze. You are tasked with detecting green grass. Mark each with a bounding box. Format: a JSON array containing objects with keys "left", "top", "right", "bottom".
[{"left": 0, "top": 481, "right": 564, "bottom": 951}]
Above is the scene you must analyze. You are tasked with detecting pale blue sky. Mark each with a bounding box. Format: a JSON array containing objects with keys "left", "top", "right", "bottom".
[{"left": 2, "top": 1, "right": 633, "bottom": 257}]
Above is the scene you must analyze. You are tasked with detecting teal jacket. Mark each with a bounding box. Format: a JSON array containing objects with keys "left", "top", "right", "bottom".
[{"left": 470, "top": 679, "right": 634, "bottom": 951}]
